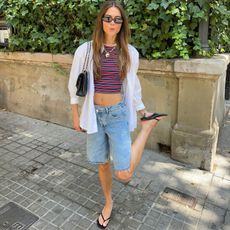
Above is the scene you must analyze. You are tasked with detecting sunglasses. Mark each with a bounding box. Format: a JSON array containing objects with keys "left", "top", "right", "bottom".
[{"left": 102, "top": 15, "right": 123, "bottom": 24}]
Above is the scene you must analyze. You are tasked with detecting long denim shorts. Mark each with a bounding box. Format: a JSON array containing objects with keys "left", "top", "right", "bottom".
[{"left": 87, "top": 101, "right": 131, "bottom": 171}]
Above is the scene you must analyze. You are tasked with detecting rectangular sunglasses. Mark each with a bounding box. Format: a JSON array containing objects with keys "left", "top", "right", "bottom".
[{"left": 102, "top": 15, "right": 123, "bottom": 24}]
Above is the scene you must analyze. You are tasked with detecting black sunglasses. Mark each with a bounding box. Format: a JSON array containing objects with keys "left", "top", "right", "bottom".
[{"left": 102, "top": 15, "right": 123, "bottom": 24}]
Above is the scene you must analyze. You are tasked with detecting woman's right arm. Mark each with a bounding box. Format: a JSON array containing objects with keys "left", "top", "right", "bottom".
[
  {"left": 68, "top": 47, "right": 83, "bottom": 132},
  {"left": 68, "top": 43, "right": 88, "bottom": 132},
  {"left": 71, "top": 104, "right": 82, "bottom": 132}
]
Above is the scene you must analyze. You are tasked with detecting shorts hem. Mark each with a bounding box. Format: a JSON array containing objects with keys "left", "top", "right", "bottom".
[
  {"left": 88, "top": 159, "right": 110, "bottom": 165},
  {"left": 114, "top": 164, "right": 130, "bottom": 171}
]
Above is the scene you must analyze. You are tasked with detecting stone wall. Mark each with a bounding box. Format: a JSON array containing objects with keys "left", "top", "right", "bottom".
[
  {"left": 0, "top": 52, "right": 229, "bottom": 171},
  {"left": 0, "top": 52, "right": 73, "bottom": 127}
]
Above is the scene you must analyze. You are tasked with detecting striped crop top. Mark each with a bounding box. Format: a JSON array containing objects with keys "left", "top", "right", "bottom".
[{"left": 94, "top": 45, "right": 122, "bottom": 94}]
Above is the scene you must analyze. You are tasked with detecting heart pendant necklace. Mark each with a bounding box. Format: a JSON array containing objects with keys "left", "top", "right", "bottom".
[{"left": 104, "top": 45, "right": 117, "bottom": 58}]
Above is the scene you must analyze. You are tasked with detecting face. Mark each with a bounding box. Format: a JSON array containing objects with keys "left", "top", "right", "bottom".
[{"left": 102, "top": 7, "right": 123, "bottom": 43}]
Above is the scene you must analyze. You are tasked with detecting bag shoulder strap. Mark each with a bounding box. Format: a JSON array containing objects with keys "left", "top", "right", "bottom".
[{"left": 82, "top": 41, "right": 91, "bottom": 72}]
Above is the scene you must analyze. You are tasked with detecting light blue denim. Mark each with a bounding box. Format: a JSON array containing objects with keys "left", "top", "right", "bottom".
[{"left": 86, "top": 101, "right": 131, "bottom": 171}]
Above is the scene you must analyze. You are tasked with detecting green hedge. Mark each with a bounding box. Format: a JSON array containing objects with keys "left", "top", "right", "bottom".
[{"left": 0, "top": 0, "right": 229, "bottom": 59}]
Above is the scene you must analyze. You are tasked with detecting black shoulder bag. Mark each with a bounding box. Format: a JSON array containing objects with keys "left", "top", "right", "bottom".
[{"left": 76, "top": 42, "right": 91, "bottom": 97}]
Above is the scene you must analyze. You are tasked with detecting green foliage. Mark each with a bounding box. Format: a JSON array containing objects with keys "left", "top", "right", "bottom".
[
  {"left": 126, "top": 0, "right": 229, "bottom": 59},
  {"left": 0, "top": 0, "right": 229, "bottom": 59}
]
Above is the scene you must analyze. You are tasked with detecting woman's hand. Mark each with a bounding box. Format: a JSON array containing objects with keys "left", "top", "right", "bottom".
[
  {"left": 138, "top": 109, "right": 154, "bottom": 118},
  {"left": 71, "top": 104, "right": 85, "bottom": 132},
  {"left": 138, "top": 109, "right": 164, "bottom": 121},
  {"left": 73, "top": 115, "right": 82, "bottom": 132}
]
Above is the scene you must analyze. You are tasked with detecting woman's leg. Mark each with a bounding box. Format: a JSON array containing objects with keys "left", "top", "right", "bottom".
[
  {"left": 97, "top": 162, "right": 113, "bottom": 226},
  {"left": 115, "top": 119, "right": 159, "bottom": 181}
]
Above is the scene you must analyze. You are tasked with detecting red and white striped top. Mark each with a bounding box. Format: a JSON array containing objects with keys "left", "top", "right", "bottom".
[{"left": 94, "top": 45, "right": 122, "bottom": 94}]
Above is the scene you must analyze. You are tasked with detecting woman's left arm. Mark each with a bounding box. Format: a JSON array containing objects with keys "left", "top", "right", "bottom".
[
  {"left": 133, "top": 76, "right": 147, "bottom": 116},
  {"left": 132, "top": 51, "right": 152, "bottom": 117},
  {"left": 131, "top": 51, "right": 147, "bottom": 116}
]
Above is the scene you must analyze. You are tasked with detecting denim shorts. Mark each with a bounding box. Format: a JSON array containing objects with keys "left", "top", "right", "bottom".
[{"left": 86, "top": 101, "right": 131, "bottom": 171}]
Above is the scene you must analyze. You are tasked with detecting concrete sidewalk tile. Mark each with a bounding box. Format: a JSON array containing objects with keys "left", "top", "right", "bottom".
[
  {"left": 183, "top": 214, "right": 199, "bottom": 227},
  {"left": 12, "top": 194, "right": 25, "bottom": 204},
  {"left": 5, "top": 191, "right": 18, "bottom": 200},
  {"left": 88, "top": 223, "right": 102, "bottom": 230},
  {"left": 68, "top": 213, "right": 82, "bottom": 224},
  {"left": 11, "top": 156, "right": 30, "bottom": 167},
  {"left": 61, "top": 221, "right": 77, "bottom": 230},
  {"left": 0, "top": 187, "right": 11, "bottom": 196},
  {"left": 67, "top": 192, "right": 80, "bottom": 202},
  {"left": 198, "top": 205, "right": 223, "bottom": 230},
  {"left": 223, "top": 211, "right": 230, "bottom": 230},
  {"left": 84, "top": 200, "right": 97, "bottom": 210},
  {"left": 77, "top": 206, "right": 93, "bottom": 217},
  {"left": 1, "top": 152, "right": 18, "bottom": 161},
  {"left": 132, "top": 212, "right": 146, "bottom": 222},
  {"left": 145, "top": 211, "right": 161, "bottom": 226},
  {"left": 139, "top": 224, "right": 155, "bottom": 230},
  {"left": 35, "top": 205, "right": 49, "bottom": 217},
  {"left": 182, "top": 223, "right": 196, "bottom": 230},
  {"left": 46, "top": 191, "right": 64, "bottom": 203},
  {"left": 0, "top": 148, "right": 9, "bottom": 156},
  {"left": 42, "top": 200, "right": 57, "bottom": 210},
  {"left": 168, "top": 219, "right": 184, "bottom": 230},
  {"left": 33, "top": 218, "right": 49, "bottom": 229},
  {"left": 154, "top": 213, "right": 171, "bottom": 229},
  {"left": 0, "top": 168, "right": 8, "bottom": 176},
  {"left": 28, "top": 226, "right": 38, "bottom": 230},
  {"left": 27, "top": 202, "right": 42, "bottom": 213},
  {"left": 153, "top": 200, "right": 176, "bottom": 217},
  {"left": 205, "top": 202, "right": 226, "bottom": 224},
  {"left": 78, "top": 217, "right": 92, "bottom": 229},
  {"left": 0, "top": 139, "right": 13, "bottom": 147},
  {"left": 52, "top": 214, "right": 71, "bottom": 227},
  {"left": 67, "top": 202, "right": 82, "bottom": 212},
  {"left": 52, "top": 203, "right": 65, "bottom": 214},
  {"left": 123, "top": 217, "right": 141, "bottom": 229},
  {"left": 35, "top": 196, "right": 49, "bottom": 206},
  {"left": 0, "top": 195, "right": 9, "bottom": 207},
  {"left": 23, "top": 150, "right": 43, "bottom": 159},
  {"left": 43, "top": 224, "right": 60, "bottom": 230},
  {"left": 2, "top": 142, "right": 21, "bottom": 151},
  {"left": 15, "top": 145, "right": 33, "bottom": 155},
  {"left": 20, "top": 198, "right": 33, "bottom": 208},
  {"left": 43, "top": 210, "right": 59, "bottom": 222},
  {"left": 34, "top": 153, "right": 54, "bottom": 164},
  {"left": 206, "top": 190, "right": 229, "bottom": 209}
]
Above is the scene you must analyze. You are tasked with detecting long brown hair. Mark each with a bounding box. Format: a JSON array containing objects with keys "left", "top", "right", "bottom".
[{"left": 92, "top": 1, "right": 131, "bottom": 80}]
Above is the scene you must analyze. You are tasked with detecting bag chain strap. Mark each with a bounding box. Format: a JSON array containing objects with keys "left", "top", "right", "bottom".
[{"left": 82, "top": 42, "right": 91, "bottom": 72}]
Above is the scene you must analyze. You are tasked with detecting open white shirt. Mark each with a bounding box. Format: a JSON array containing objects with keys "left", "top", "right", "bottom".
[{"left": 68, "top": 41, "right": 145, "bottom": 134}]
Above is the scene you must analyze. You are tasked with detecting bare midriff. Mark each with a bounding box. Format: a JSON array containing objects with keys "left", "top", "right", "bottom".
[{"left": 94, "top": 93, "right": 122, "bottom": 106}]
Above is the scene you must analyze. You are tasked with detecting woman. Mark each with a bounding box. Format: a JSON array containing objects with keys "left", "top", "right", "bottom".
[{"left": 68, "top": 1, "right": 165, "bottom": 228}]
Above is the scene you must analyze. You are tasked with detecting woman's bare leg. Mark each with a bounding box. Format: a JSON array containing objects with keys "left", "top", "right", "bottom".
[
  {"left": 98, "top": 162, "right": 113, "bottom": 226},
  {"left": 115, "top": 119, "right": 159, "bottom": 181}
]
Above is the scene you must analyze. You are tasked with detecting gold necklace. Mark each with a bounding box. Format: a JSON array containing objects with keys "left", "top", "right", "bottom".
[{"left": 103, "top": 45, "right": 117, "bottom": 58}]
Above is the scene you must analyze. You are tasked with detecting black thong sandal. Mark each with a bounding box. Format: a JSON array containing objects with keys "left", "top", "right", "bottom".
[
  {"left": 140, "top": 113, "right": 168, "bottom": 121},
  {"left": 97, "top": 213, "right": 111, "bottom": 229}
]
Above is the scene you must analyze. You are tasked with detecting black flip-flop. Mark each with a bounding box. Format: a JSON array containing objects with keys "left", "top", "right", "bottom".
[
  {"left": 97, "top": 213, "right": 111, "bottom": 229},
  {"left": 140, "top": 113, "right": 168, "bottom": 121}
]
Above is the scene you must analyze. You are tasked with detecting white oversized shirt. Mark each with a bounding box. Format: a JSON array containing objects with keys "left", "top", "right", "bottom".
[{"left": 68, "top": 41, "right": 145, "bottom": 134}]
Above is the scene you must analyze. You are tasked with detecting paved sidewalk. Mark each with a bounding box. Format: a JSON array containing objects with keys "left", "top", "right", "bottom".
[{"left": 0, "top": 108, "right": 229, "bottom": 230}]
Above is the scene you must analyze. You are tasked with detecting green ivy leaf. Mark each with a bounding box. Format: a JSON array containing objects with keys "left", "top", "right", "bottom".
[{"left": 147, "top": 3, "right": 159, "bottom": 10}]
